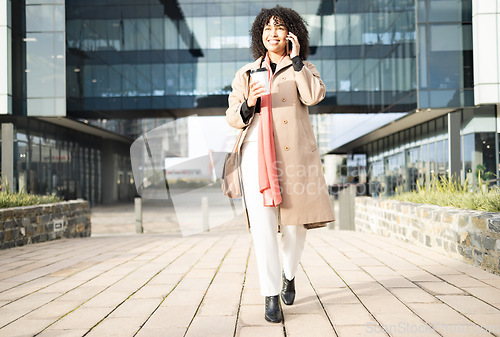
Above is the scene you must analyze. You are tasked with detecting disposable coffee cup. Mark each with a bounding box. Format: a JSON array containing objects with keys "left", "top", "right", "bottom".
[{"left": 250, "top": 68, "right": 270, "bottom": 95}]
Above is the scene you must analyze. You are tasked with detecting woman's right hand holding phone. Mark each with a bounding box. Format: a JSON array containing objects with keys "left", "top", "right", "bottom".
[{"left": 247, "top": 80, "right": 266, "bottom": 107}]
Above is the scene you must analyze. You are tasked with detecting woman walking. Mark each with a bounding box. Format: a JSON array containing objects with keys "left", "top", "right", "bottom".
[{"left": 225, "top": 6, "right": 334, "bottom": 323}]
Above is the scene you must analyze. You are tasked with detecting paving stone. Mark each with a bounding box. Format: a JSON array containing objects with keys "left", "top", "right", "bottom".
[
  {"left": 241, "top": 288, "right": 262, "bottom": 305},
  {"left": 437, "top": 295, "right": 500, "bottom": 314},
  {"left": 324, "top": 303, "right": 377, "bottom": 326},
  {"left": 142, "top": 305, "right": 197, "bottom": 328},
  {"left": 37, "top": 329, "right": 91, "bottom": 337},
  {"left": 48, "top": 307, "right": 113, "bottom": 330},
  {"left": 108, "top": 298, "right": 160, "bottom": 318},
  {"left": 160, "top": 290, "right": 205, "bottom": 307},
  {"left": 420, "top": 264, "right": 464, "bottom": 276},
  {"left": 349, "top": 282, "right": 391, "bottom": 297},
  {"left": 135, "top": 327, "right": 186, "bottom": 337},
  {"left": 439, "top": 274, "right": 489, "bottom": 288},
  {"left": 282, "top": 297, "right": 324, "bottom": 315},
  {"left": 174, "top": 277, "right": 212, "bottom": 291},
  {"left": 336, "top": 270, "right": 375, "bottom": 283},
  {"left": 57, "top": 286, "right": 104, "bottom": 302},
  {"left": 464, "top": 313, "right": 500, "bottom": 334},
  {"left": 416, "top": 282, "right": 466, "bottom": 295},
  {"left": 284, "top": 313, "right": 335, "bottom": 337},
  {"left": 317, "top": 287, "right": 361, "bottom": 304},
  {"left": 361, "top": 266, "right": 400, "bottom": 276},
  {"left": 373, "top": 312, "right": 442, "bottom": 336},
  {"left": 212, "top": 271, "right": 245, "bottom": 285},
  {"left": 409, "top": 302, "right": 472, "bottom": 324},
  {"left": 185, "top": 315, "right": 236, "bottom": 337},
  {"left": 397, "top": 270, "right": 442, "bottom": 282},
  {"left": 0, "top": 293, "right": 59, "bottom": 327},
  {"left": 129, "top": 284, "right": 174, "bottom": 299},
  {"left": 86, "top": 316, "right": 144, "bottom": 337},
  {"left": 198, "top": 293, "right": 241, "bottom": 316},
  {"left": 302, "top": 266, "right": 346, "bottom": 288},
  {"left": 357, "top": 295, "right": 410, "bottom": 314},
  {"left": 389, "top": 288, "right": 439, "bottom": 303},
  {"left": 406, "top": 302, "right": 489, "bottom": 336},
  {"left": 237, "top": 326, "right": 284, "bottom": 337},
  {"left": 0, "top": 281, "right": 21, "bottom": 293},
  {"left": 184, "top": 267, "right": 217, "bottom": 279},
  {"left": 336, "top": 324, "right": 389, "bottom": 337},
  {"left": 79, "top": 290, "right": 131, "bottom": 308},
  {"left": 481, "top": 278, "right": 500, "bottom": 289},
  {"left": 372, "top": 275, "right": 418, "bottom": 288},
  {"left": 23, "top": 300, "right": 78, "bottom": 320},
  {"left": 238, "top": 304, "right": 274, "bottom": 326},
  {"left": 463, "top": 287, "right": 500, "bottom": 305},
  {"left": 0, "top": 318, "right": 54, "bottom": 337},
  {"left": 147, "top": 272, "right": 184, "bottom": 285},
  {"left": 349, "top": 257, "right": 385, "bottom": 267}
]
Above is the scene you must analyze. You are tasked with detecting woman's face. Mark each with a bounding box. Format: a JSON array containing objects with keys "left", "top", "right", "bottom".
[{"left": 262, "top": 17, "right": 289, "bottom": 56}]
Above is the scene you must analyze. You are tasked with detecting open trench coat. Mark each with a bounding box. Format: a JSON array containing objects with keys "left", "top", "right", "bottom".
[{"left": 225, "top": 56, "right": 335, "bottom": 229}]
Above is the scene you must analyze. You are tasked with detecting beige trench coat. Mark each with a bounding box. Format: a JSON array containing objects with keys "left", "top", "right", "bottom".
[{"left": 226, "top": 56, "right": 335, "bottom": 229}]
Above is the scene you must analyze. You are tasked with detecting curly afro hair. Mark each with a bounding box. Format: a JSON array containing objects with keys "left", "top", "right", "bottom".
[{"left": 250, "top": 6, "right": 310, "bottom": 61}]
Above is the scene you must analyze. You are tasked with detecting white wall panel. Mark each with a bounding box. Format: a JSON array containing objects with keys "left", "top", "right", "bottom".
[
  {"left": 0, "top": 27, "right": 6, "bottom": 95},
  {"left": 474, "top": 0, "right": 497, "bottom": 14},
  {"left": 473, "top": 0, "right": 500, "bottom": 105},
  {"left": 0, "top": 0, "right": 6, "bottom": 26},
  {"left": 0, "top": 0, "right": 9, "bottom": 114}
]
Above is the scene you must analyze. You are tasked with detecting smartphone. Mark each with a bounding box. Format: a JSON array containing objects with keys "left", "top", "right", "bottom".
[{"left": 286, "top": 36, "right": 292, "bottom": 55}]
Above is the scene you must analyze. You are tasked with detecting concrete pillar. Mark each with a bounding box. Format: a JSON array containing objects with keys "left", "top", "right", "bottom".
[
  {"left": 135, "top": 197, "right": 143, "bottom": 233},
  {"left": 448, "top": 111, "right": 461, "bottom": 182},
  {"left": 2, "top": 123, "right": 13, "bottom": 192},
  {"left": 338, "top": 185, "right": 355, "bottom": 230},
  {"left": 101, "top": 141, "right": 116, "bottom": 203},
  {"left": 202, "top": 196, "right": 209, "bottom": 232}
]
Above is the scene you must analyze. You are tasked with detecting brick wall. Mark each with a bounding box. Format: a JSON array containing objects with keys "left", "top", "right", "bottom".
[
  {"left": 355, "top": 197, "right": 500, "bottom": 274},
  {"left": 0, "top": 200, "right": 91, "bottom": 250}
]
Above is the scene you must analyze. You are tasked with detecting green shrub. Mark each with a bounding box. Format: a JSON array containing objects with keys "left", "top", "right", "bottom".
[
  {"left": 0, "top": 191, "right": 62, "bottom": 208},
  {"left": 392, "top": 175, "right": 500, "bottom": 212}
]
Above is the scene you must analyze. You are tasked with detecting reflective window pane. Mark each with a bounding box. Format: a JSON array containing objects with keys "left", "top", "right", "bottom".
[
  {"left": 429, "top": 0, "right": 461, "bottom": 23},
  {"left": 26, "top": 33, "right": 55, "bottom": 97},
  {"left": 26, "top": 5, "right": 54, "bottom": 31}
]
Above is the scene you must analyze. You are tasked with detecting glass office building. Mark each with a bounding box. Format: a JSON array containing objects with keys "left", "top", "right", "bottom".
[
  {"left": 64, "top": 0, "right": 417, "bottom": 118},
  {"left": 331, "top": 0, "right": 499, "bottom": 195},
  {"left": 0, "top": 0, "right": 499, "bottom": 202}
]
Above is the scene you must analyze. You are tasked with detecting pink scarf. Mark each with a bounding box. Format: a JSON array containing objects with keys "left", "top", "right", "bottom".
[{"left": 258, "top": 54, "right": 284, "bottom": 207}]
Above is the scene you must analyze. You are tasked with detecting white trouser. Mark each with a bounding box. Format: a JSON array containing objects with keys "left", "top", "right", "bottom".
[{"left": 241, "top": 114, "right": 307, "bottom": 296}]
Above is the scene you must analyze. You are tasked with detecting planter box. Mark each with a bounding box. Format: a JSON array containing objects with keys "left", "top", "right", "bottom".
[
  {"left": 355, "top": 197, "right": 500, "bottom": 274},
  {"left": 0, "top": 200, "right": 91, "bottom": 250}
]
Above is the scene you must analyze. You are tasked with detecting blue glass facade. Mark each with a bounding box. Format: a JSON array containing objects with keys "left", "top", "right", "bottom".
[
  {"left": 416, "top": 0, "right": 474, "bottom": 109},
  {"left": 65, "top": 0, "right": 418, "bottom": 118}
]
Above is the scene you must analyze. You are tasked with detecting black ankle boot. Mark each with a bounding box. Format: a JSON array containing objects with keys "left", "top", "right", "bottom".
[
  {"left": 265, "top": 295, "right": 282, "bottom": 323},
  {"left": 281, "top": 273, "right": 295, "bottom": 305}
]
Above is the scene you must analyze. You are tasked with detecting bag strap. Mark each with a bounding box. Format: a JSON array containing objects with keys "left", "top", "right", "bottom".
[{"left": 232, "top": 128, "right": 245, "bottom": 153}]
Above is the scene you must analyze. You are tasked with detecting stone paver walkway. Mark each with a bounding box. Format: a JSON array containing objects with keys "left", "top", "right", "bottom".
[{"left": 1, "top": 229, "right": 500, "bottom": 337}]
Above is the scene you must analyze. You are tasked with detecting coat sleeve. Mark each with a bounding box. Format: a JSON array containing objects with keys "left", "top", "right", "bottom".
[
  {"left": 295, "top": 61, "right": 326, "bottom": 106},
  {"left": 225, "top": 68, "right": 251, "bottom": 129}
]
